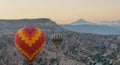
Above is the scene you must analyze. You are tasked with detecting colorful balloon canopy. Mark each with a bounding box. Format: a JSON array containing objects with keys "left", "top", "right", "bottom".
[
  {"left": 51, "top": 33, "right": 63, "bottom": 49},
  {"left": 14, "top": 26, "right": 45, "bottom": 63}
]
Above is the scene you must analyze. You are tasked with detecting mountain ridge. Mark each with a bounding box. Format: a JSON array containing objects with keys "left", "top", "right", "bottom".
[{"left": 61, "top": 19, "right": 120, "bottom": 35}]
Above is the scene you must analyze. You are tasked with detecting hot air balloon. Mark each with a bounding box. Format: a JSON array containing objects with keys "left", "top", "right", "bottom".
[
  {"left": 14, "top": 26, "right": 45, "bottom": 65},
  {"left": 51, "top": 33, "right": 63, "bottom": 49}
]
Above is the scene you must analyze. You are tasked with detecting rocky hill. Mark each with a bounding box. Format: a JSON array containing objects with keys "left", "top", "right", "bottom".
[{"left": 0, "top": 18, "right": 120, "bottom": 65}]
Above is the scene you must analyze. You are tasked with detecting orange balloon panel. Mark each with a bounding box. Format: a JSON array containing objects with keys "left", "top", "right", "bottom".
[{"left": 14, "top": 26, "right": 45, "bottom": 63}]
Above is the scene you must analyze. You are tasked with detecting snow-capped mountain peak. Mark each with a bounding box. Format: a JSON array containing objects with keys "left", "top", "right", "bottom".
[{"left": 71, "top": 19, "right": 95, "bottom": 25}]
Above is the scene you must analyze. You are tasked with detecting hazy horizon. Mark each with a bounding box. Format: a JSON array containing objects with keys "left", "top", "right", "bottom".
[{"left": 0, "top": 0, "right": 120, "bottom": 24}]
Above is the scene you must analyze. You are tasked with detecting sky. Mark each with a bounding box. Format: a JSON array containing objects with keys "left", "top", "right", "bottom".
[{"left": 0, "top": 0, "right": 120, "bottom": 24}]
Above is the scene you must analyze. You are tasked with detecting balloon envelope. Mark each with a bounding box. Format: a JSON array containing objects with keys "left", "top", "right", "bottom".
[
  {"left": 51, "top": 33, "right": 63, "bottom": 48},
  {"left": 14, "top": 26, "right": 45, "bottom": 63}
]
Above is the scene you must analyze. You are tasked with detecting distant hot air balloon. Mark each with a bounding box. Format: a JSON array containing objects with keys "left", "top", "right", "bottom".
[
  {"left": 14, "top": 26, "right": 45, "bottom": 64},
  {"left": 51, "top": 33, "right": 63, "bottom": 49}
]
